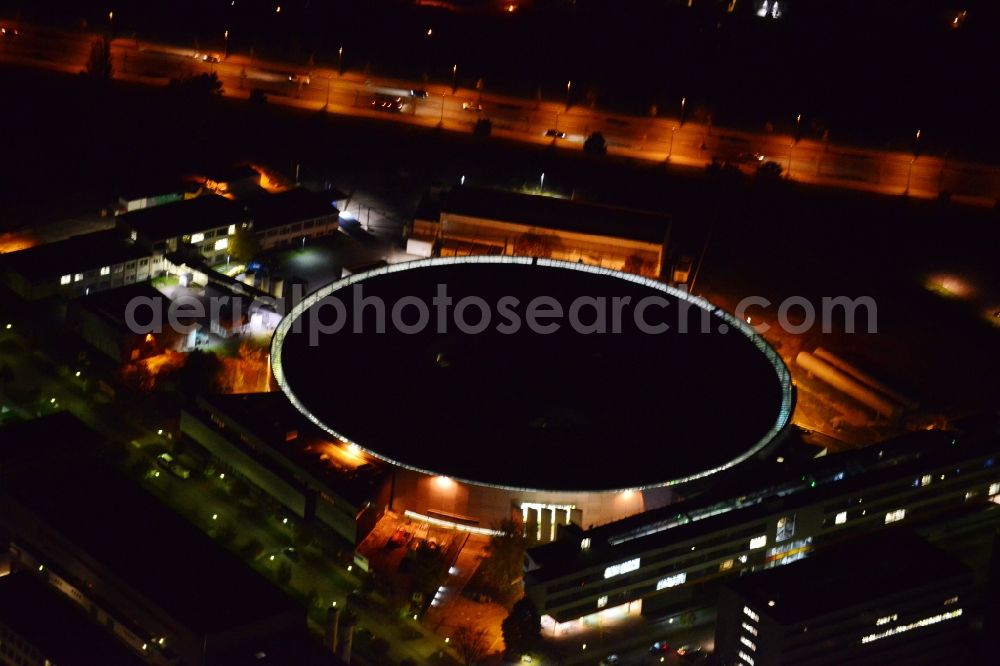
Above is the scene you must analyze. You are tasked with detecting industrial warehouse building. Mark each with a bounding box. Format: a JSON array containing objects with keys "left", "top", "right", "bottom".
[
  {"left": 522, "top": 426, "right": 1000, "bottom": 630},
  {"left": 407, "top": 187, "right": 672, "bottom": 277},
  {"left": 715, "top": 531, "right": 975, "bottom": 665}
]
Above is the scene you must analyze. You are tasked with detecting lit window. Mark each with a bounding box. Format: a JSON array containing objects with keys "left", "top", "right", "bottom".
[
  {"left": 73, "top": 273, "right": 83, "bottom": 282},
  {"left": 861, "top": 609, "right": 962, "bottom": 644},
  {"left": 719, "top": 559, "right": 734, "bottom": 572},
  {"left": 743, "top": 606, "right": 760, "bottom": 622},
  {"left": 989, "top": 482, "right": 1000, "bottom": 497},
  {"left": 921, "top": 474, "right": 932, "bottom": 486},
  {"left": 749, "top": 535, "right": 767, "bottom": 549},
  {"left": 214, "top": 238, "right": 229, "bottom": 251},
  {"left": 742, "top": 622, "right": 758, "bottom": 637},
  {"left": 876, "top": 614, "right": 898, "bottom": 626},
  {"left": 884, "top": 509, "right": 906, "bottom": 524},
  {"left": 190, "top": 233, "right": 205, "bottom": 244},
  {"left": 775, "top": 515, "right": 795, "bottom": 541},
  {"left": 228, "top": 224, "right": 237, "bottom": 235},
  {"left": 100, "top": 266, "right": 110, "bottom": 276},
  {"left": 738, "top": 650, "right": 755, "bottom": 665},
  {"left": 835, "top": 511, "right": 847, "bottom": 525},
  {"left": 740, "top": 636, "right": 756, "bottom": 651},
  {"left": 944, "top": 596, "right": 958, "bottom": 605},
  {"left": 596, "top": 595, "right": 608, "bottom": 609},
  {"left": 656, "top": 572, "right": 686, "bottom": 590},
  {"left": 60, "top": 274, "right": 71, "bottom": 285},
  {"left": 603, "top": 558, "right": 640, "bottom": 579},
  {"left": 580, "top": 538, "right": 591, "bottom": 550}
]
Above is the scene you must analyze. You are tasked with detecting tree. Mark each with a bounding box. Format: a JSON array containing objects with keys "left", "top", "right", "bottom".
[
  {"left": 477, "top": 519, "right": 528, "bottom": 605},
  {"left": 501, "top": 597, "right": 540, "bottom": 657},
  {"left": 169, "top": 72, "right": 223, "bottom": 100},
  {"left": 408, "top": 541, "right": 449, "bottom": 600},
  {"left": 473, "top": 118, "right": 492, "bottom": 138},
  {"left": 85, "top": 36, "right": 112, "bottom": 79},
  {"left": 227, "top": 226, "right": 260, "bottom": 263},
  {"left": 453, "top": 625, "right": 491, "bottom": 665},
  {"left": 172, "top": 350, "right": 223, "bottom": 396},
  {"left": 584, "top": 132, "right": 608, "bottom": 157},
  {"left": 513, "top": 233, "right": 556, "bottom": 259},
  {"left": 275, "top": 562, "right": 293, "bottom": 585},
  {"left": 249, "top": 88, "right": 268, "bottom": 105}
]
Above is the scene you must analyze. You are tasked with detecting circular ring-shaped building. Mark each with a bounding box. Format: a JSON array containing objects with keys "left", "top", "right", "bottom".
[{"left": 272, "top": 257, "right": 793, "bottom": 530}]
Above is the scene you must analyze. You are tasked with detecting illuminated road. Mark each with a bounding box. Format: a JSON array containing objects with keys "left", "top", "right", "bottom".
[{"left": 3, "top": 19, "right": 1000, "bottom": 204}]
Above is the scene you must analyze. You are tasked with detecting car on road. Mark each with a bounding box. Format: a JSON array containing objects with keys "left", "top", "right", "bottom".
[
  {"left": 155, "top": 452, "right": 174, "bottom": 469},
  {"left": 410, "top": 89, "right": 428, "bottom": 98},
  {"left": 545, "top": 129, "right": 567, "bottom": 139},
  {"left": 372, "top": 94, "right": 403, "bottom": 113},
  {"left": 193, "top": 53, "right": 220, "bottom": 63},
  {"left": 169, "top": 463, "right": 191, "bottom": 480},
  {"left": 462, "top": 101, "right": 483, "bottom": 112},
  {"left": 598, "top": 656, "right": 619, "bottom": 665},
  {"left": 650, "top": 640, "right": 671, "bottom": 655},
  {"left": 736, "top": 151, "right": 766, "bottom": 163},
  {"left": 0, "top": 26, "right": 20, "bottom": 37},
  {"left": 282, "top": 547, "right": 301, "bottom": 562}
]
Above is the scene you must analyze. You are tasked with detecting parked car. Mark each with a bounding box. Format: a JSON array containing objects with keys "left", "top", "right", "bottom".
[
  {"left": 544, "top": 129, "right": 567, "bottom": 139},
  {"left": 650, "top": 640, "right": 671, "bottom": 654}
]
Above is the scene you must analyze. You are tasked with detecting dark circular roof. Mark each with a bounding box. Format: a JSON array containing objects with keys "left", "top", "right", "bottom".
[{"left": 272, "top": 258, "right": 792, "bottom": 492}]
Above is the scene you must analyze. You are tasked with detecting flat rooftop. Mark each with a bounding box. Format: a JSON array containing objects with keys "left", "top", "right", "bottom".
[
  {"left": 120, "top": 194, "right": 250, "bottom": 240},
  {"left": 0, "top": 574, "right": 147, "bottom": 665},
  {"left": 193, "top": 392, "right": 383, "bottom": 507},
  {"left": 440, "top": 186, "right": 672, "bottom": 245},
  {"left": 0, "top": 229, "right": 148, "bottom": 279},
  {"left": 725, "top": 531, "right": 971, "bottom": 624},
  {"left": 0, "top": 414, "right": 302, "bottom": 634},
  {"left": 247, "top": 188, "right": 340, "bottom": 232},
  {"left": 274, "top": 258, "right": 791, "bottom": 492}
]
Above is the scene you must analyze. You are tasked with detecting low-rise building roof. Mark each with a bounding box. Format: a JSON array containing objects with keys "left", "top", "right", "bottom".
[
  {"left": 0, "top": 574, "right": 147, "bottom": 666},
  {"left": 0, "top": 229, "right": 148, "bottom": 280},
  {"left": 120, "top": 194, "right": 250, "bottom": 241},
  {"left": 440, "top": 186, "right": 671, "bottom": 245},
  {"left": 0, "top": 414, "right": 302, "bottom": 635},
  {"left": 248, "top": 188, "right": 340, "bottom": 233}
]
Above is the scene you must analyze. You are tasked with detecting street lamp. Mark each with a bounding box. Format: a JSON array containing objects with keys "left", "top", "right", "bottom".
[
  {"left": 451, "top": 63, "right": 457, "bottom": 93},
  {"left": 795, "top": 113, "right": 802, "bottom": 144},
  {"left": 223, "top": 29, "right": 229, "bottom": 58},
  {"left": 540, "top": 172, "right": 545, "bottom": 192},
  {"left": 337, "top": 46, "right": 343, "bottom": 76},
  {"left": 565, "top": 80, "right": 572, "bottom": 109},
  {"left": 680, "top": 97, "right": 687, "bottom": 126}
]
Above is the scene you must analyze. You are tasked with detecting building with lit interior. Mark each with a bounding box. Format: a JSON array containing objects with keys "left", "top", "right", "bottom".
[
  {"left": 408, "top": 187, "right": 672, "bottom": 277},
  {"left": 271, "top": 256, "right": 794, "bottom": 538},
  {"left": 522, "top": 425, "right": 1000, "bottom": 631},
  {"left": 715, "top": 531, "right": 974, "bottom": 665}
]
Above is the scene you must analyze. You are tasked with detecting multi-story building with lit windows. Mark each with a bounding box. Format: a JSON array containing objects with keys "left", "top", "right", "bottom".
[
  {"left": 715, "top": 531, "right": 975, "bottom": 665},
  {"left": 523, "top": 426, "right": 1000, "bottom": 631},
  {"left": 0, "top": 229, "right": 161, "bottom": 300},
  {"left": 118, "top": 193, "right": 252, "bottom": 265}
]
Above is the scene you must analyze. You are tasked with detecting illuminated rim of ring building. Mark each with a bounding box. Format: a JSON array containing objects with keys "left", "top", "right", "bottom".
[{"left": 271, "top": 256, "right": 795, "bottom": 494}]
